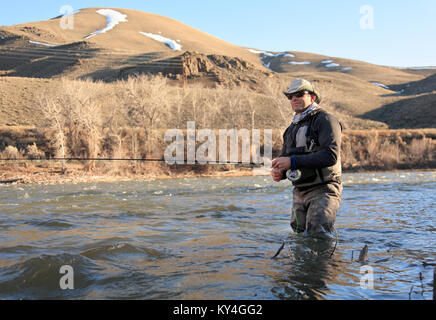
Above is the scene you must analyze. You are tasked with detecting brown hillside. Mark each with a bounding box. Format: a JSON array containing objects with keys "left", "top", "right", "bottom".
[
  {"left": 0, "top": 77, "right": 56, "bottom": 126},
  {"left": 0, "top": 7, "right": 435, "bottom": 130},
  {"left": 118, "top": 51, "right": 273, "bottom": 88},
  {"left": 362, "top": 93, "right": 436, "bottom": 129},
  {"left": 388, "top": 73, "right": 436, "bottom": 96},
  {"left": 1, "top": 7, "right": 263, "bottom": 66},
  {"left": 261, "top": 50, "right": 425, "bottom": 86}
]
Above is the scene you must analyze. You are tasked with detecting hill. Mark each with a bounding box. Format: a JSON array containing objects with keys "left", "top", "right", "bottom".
[
  {"left": 0, "top": 8, "right": 264, "bottom": 74},
  {"left": 1, "top": 8, "right": 260, "bottom": 58},
  {"left": 0, "top": 7, "right": 435, "bottom": 130}
]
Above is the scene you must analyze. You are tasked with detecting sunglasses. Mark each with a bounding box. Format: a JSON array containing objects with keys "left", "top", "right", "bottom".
[{"left": 286, "top": 90, "right": 310, "bottom": 100}]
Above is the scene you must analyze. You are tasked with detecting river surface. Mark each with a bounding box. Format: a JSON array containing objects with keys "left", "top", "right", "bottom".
[{"left": 0, "top": 170, "right": 435, "bottom": 300}]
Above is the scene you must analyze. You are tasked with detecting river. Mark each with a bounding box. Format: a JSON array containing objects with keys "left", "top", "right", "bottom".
[{"left": 0, "top": 170, "right": 435, "bottom": 300}]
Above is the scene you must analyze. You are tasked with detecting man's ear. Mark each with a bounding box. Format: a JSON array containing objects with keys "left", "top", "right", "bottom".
[{"left": 311, "top": 94, "right": 317, "bottom": 103}]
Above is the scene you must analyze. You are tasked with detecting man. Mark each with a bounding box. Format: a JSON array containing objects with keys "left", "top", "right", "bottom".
[{"left": 272, "top": 78, "right": 343, "bottom": 237}]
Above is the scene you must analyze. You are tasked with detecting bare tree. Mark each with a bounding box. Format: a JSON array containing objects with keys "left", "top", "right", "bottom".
[
  {"left": 122, "top": 75, "right": 171, "bottom": 158},
  {"left": 261, "top": 78, "right": 292, "bottom": 127},
  {"left": 37, "top": 95, "right": 68, "bottom": 172},
  {"left": 35, "top": 78, "right": 104, "bottom": 171}
]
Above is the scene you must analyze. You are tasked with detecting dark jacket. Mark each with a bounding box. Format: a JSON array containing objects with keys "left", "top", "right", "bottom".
[{"left": 280, "top": 107, "right": 342, "bottom": 187}]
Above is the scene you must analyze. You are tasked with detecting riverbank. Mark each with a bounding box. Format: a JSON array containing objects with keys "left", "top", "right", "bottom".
[
  {"left": 1, "top": 127, "right": 435, "bottom": 185},
  {"left": 1, "top": 160, "right": 435, "bottom": 185},
  {"left": 0, "top": 161, "right": 258, "bottom": 185}
]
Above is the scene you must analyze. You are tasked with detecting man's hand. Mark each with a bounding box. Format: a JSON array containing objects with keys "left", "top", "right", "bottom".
[
  {"left": 272, "top": 157, "right": 291, "bottom": 171},
  {"left": 271, "top": 167, "right": 285, "bottom": 182}
]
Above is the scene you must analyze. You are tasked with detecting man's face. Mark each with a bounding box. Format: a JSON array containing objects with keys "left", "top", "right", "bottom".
[{"left": 288, "top": 91, "right": 315, "bottom": 114}]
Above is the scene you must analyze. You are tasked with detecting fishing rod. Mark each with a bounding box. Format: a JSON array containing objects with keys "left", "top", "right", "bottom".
[{"left": 0, "top": 157, "right": 265, "bottom": 167}]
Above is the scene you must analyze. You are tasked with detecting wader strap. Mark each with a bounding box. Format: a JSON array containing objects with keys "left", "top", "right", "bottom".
[{"left": 306, "top": 109, "right": 321, "bottom": 148}]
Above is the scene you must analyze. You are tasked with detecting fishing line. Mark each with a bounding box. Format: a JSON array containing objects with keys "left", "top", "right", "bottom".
[{"left": 0, "top": 157, "right": 263, "bottom": 166}]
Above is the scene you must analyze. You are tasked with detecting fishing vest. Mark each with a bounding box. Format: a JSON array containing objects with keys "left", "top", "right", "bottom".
[{"left": 282, "top": 108, "right": 342, "bottom": 188}]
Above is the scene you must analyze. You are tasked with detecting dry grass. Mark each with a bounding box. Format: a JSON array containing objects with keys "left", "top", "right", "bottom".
[
  {"left": 1, "top": 76, "right": 435, "bottom": 177},
  {"left": 341, "top": 129, "right": 436, "bottom": 170},
  {"left": 409, "top": 137, "right": 434, "bottom": 161},
  {"left": 25, "top": 143, "right": 45, "bottom": 159},
  {"left": 0, "top": 145, "right": 22, "bottom": 159}
]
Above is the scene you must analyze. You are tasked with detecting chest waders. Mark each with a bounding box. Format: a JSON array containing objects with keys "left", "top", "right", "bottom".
[{"left": 285, "top": 110, "right": 341, "bottom": 188}]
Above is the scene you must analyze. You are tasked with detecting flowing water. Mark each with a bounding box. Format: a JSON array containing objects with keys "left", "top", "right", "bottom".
[{"left": 0, "top": 171, "right": 435, "bottom": 300}]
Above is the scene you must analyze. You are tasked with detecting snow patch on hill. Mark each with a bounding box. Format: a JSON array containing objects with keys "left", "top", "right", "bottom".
[
  {"left": 372, "top": 82, "right": 390, "bottom": 89},
  {"left": 85, "top": 9, "right": 128, "bottom": 39},
  {"left": 139, "top": 32, "right": 182, "bottom": 50},
  {"left": 288, "top": 61, "right": 311, "bottom": 65},
  {"left": 321, "top": 59, "right": 353, "bottom": 71},
  {"left": 248, "top": 49, "right": 294, "bottom": 69},
  {"left": 29, "top": 40, "right": 60, "bottom": 47},
  {"left": 247, "top": 49, "right": 294, "bottom": 58}
]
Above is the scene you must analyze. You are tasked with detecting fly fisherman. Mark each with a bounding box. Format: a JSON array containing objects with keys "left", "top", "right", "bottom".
[{"left": 271, "top": 79, "right": 343, "bottom": 237}]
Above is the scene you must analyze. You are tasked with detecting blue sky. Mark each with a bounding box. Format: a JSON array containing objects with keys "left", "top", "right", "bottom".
[{"left": 1, "top": 0, "right": 435, "bottom": 67}]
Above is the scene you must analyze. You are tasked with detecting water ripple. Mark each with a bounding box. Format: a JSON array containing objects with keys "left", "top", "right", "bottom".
[{"left": 0, "top": 170, "right": 434, "bottom": 299}]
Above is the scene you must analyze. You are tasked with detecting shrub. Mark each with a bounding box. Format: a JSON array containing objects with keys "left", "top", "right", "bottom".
[
  {"left": 408, "top": 138, "right": 434, "bottom": 161},
  {"left": 0, "top": 146, "right": 22, "bottom": 159},
  {"left": 25, "top": 143, "right": 45, "bottom": 159}
]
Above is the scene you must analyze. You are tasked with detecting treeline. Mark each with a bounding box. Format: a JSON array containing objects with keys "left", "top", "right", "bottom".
[
  {"left": 27, "top": 75, "right": 293, "bottom": 167},
  {"left": 342, "top": 130, "right": 435, "bottom": 170},
  {"left": 1, "top": 127, "right": 435, "bottom": 173},
  {"left": 0, "top": 75, "right": 434, "bottom": 174}
]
